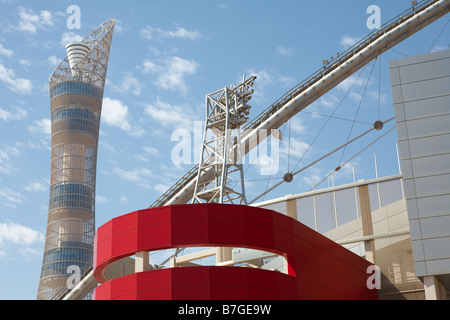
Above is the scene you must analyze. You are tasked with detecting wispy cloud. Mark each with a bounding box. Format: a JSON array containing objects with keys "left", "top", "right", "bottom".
[
  {"left": 277, "top": 46, "right": 295, "bottom": 57},
  {"left": 140, "top": 26, "right": 201, "bottom": 41},
  {"left": 134, "top": 146, "right": 161, "bottom": 163},
  {"left": 109, "top": 73, "right": 143, "bottom": 96},
  {"left": 340, "top": 35, "right": 361, "bottom": 50},
  {"left": 0, "top": 105, "right": 27, "bottom": 121},
  {"left": 0, "top": 63, "right": 32, "bottom": 94},
  {"left": 24, "top": 181, "right": 47, "bottom": 192},
  {"left": 144, "top": 97, "right": 199, "bottom": 130},
  {"left": 0, "top": 143, "right": 23, "bottom": 176},
  {"left": 0, "top": 220, "right": 44, "bottom": 247},
  {"left": 140, "top": 56, "right": 199, "bottom": 94},
  {"left": 102, "top": 97, "right": 145, "bottom": 137},
  {"left": 112, "top": 167, "right": 153, "bottom": 189},
  {"left": 60, "top": 31, "right": 83, "bottom": 47},
  {"left": 0, "top": 188, "right": 25, "bottom": 209},
  {"left": 27, "top": 118, "right": 50, "bottom": 136},
  {"left": 244, "top": 68, "right": 296, "bottom": 103},
  {"left": 0, "top": 44, "right": 13, "bottom": 58},
  {"left": 46, "top": 55, "right": 60, "bottom": 66},
  {"left": 218, "top": 3, "right": 229, "bottom": 12},
  {"left": 16, "top": 6, "right": 54, "bottom": 34}
]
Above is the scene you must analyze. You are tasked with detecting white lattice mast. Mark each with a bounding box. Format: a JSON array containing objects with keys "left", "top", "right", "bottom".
[{"left": 192, "top": 76, "right": 256, "bottom": 205}]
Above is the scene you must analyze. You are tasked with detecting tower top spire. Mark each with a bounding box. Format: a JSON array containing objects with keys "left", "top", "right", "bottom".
[{"left": 50, "top": 18, "right": 115, "bottom": 89}]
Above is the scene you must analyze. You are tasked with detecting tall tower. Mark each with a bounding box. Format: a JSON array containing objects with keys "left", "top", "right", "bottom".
[{"left": 37, "top": 19, "right": 115, "bottom": 300}]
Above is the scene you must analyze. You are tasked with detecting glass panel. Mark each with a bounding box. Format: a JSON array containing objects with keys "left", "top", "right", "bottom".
[{"left": 50, "top": 81, "right": 103, "bottom": 100}]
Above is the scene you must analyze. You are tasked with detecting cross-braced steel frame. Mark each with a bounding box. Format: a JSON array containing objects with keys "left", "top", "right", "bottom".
[{"left": 192, "top": 76, "right": 256, "bottom": 205}]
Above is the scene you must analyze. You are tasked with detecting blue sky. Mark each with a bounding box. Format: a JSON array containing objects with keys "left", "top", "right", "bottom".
[{"left": 0, "top": 0, "right": 448, "bottom": 300}]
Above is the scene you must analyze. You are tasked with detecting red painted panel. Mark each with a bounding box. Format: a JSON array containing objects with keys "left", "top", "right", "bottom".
[
  {"left": 93, "top": 204, "right": 378, "bottom": 300},
  {"left": 111, "top": 211, "right": 138, "bottom": 235},
  {"left": 95, "top": 267, "right": 299, "bottom": 300},
  {"left": 136, "top": 223, "right": 171, "bottom": 251}
]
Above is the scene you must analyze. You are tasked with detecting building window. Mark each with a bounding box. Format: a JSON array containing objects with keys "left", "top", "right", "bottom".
[{"left": 50, "top": 81, "right": 103, "bottom": 101}]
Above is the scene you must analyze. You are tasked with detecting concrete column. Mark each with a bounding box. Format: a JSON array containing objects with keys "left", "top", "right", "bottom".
[
  {"left": 285, "top": 199, "right": 298, "bottom": 276},
  {"left": 135, "top": 251, "right": 149, "bottom": 273},
  {"left": 358, "top": 184, "right": 376, "bottom": 265},
  {"left": 286, "top": 199, "right": 298, "bottom": 220},
  {"left": 216, "top": 247, "right": 233, "bottom": 264},
  {"left": 424, "top": 276, "right": 447, "bottom": 300}
]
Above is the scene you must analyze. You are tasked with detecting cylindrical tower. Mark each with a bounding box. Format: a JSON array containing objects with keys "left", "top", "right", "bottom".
[{"left": 37, "top": 19, "right": 115, "bottom": 300}]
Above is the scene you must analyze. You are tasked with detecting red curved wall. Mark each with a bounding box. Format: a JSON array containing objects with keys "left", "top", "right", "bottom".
[{"left": 93, "top": 204, "right": 378, "bottom": 300}]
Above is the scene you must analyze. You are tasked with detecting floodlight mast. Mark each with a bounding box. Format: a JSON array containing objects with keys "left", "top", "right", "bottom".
[{"left": 192, "top": 76, "right": 256, "bottom": 205}]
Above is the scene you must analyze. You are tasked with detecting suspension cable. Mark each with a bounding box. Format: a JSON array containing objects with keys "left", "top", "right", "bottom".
[
  {"left": 311, "top": 125, "right": 396, "bottom": 190},
  {"left": 338, "top": 57, "right": 378, "bottom": 165},
  {"left": 378, "top": 54, "right": 382, "bottom": 121},
  {"left": 427, "top": 18, "right": 450, "bottom": 53},
  {"left": 290, "top": 63, "right": 371, "bottom": 174},
  {"left": 248, "top": 117, "right": 395, "bottom": 204}
]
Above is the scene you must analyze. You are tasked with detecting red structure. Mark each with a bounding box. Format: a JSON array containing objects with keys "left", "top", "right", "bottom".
[{"left": 93, "top": 204, "right": 378, "bottom": 300}]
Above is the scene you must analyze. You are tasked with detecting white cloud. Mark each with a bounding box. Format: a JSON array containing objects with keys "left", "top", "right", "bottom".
[
  {"left": 96, "top": 195, "right": 109, "bottom": 204},
  {"left": 430, "top": 45, "right": 447, "bottom": 53},
  {"left": 119, "top": 196, "right": 128, "bottom": 204},
  {"left": 27, "top": 118, "right": 51, "bottom": 136},
  {"left": 316, "top": 94, "right": 340, "bottom": 109},
  {"left": 19, "top": 59, "right": 31, "bottom": 68},
  {"left": 336, "top": 74, "right": 367, "bottom": 92},
  {"left": 24, "top": 181, "right": 47, "bottom": 192},
  {"left": 0, "top": 105, "right": 27, "bottom": 121},
  {"left": 17, "top": 7, "right": 54, "bottom": 34},
  {"left": 0, "top": 63, "right": 32, "bottom": 94},
  {"left": 113, "top": 19, "right": 129, "bottom": 34},
  {"left": 0, "top": 221, "right": 44, "bottom": 246},
  {"left": 26, "top": 119, "right": 51, "bottom": 150},
  {"left": 140, "top": 26, "right": 201, "bottom": 40},
  {"left": 102, "top": 97, "right": 145, "bottom": 137},
  {"left": 218, "top": 4, "right": 229, "bottom": 12},
  {"left": 109, "top": 73, "right": 142, "bottom": 96},
  {"left": 244, "top": 68, "right": 296, "bottom": 103},
  {"left": 0, "top": 144, "right": 22, "bottom": 175},
  {"left": 60, "top": 31, "right": 83, "bottom": 47},
  {"left": 340, "top": 35, "right": 361, "bottom": 50},
  {"left": 153, "top": 184, "right": 169, "bottom": 194},
  {"left": 280, "top": 137, "right": 311, "bottom": 160},
  {"left": 0, "top": 188, "right": 25, "bottom": 209},
  {"left": 277, "top": 46, "right": 295, "bottom": 57},
  {"left": 113, "top": 167, "right": 153, "bottom": 188},
  {"left": 290, "top": 116, "right": 306, "bottom": 135},
  {"left": 144, "top": 97, "right": 197, "bottom": 130},
  {"left": 135, "top": 146, "right": 161, "bottom": 162},
  {"left": 0, "top": 44, "right": 13, "bottom": 58},
  {"left": 141, "top": 56, "right": 199, "bottom": 94},
  {"left": 46, "top": 55, "right": 60, "bottom": 66}
]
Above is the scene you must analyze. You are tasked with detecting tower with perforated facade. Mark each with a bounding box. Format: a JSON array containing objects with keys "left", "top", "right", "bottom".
[{"left": 37, "top": 19, "right": 115, "bottom": 300}]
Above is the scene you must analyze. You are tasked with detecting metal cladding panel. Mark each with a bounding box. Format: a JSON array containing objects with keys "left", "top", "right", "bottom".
[
  {"left": 391, "top": 49, "right": 450, "bottom": 278},
  {"left": 93, "top": 204, "right": 378, "bottom": 300}
]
